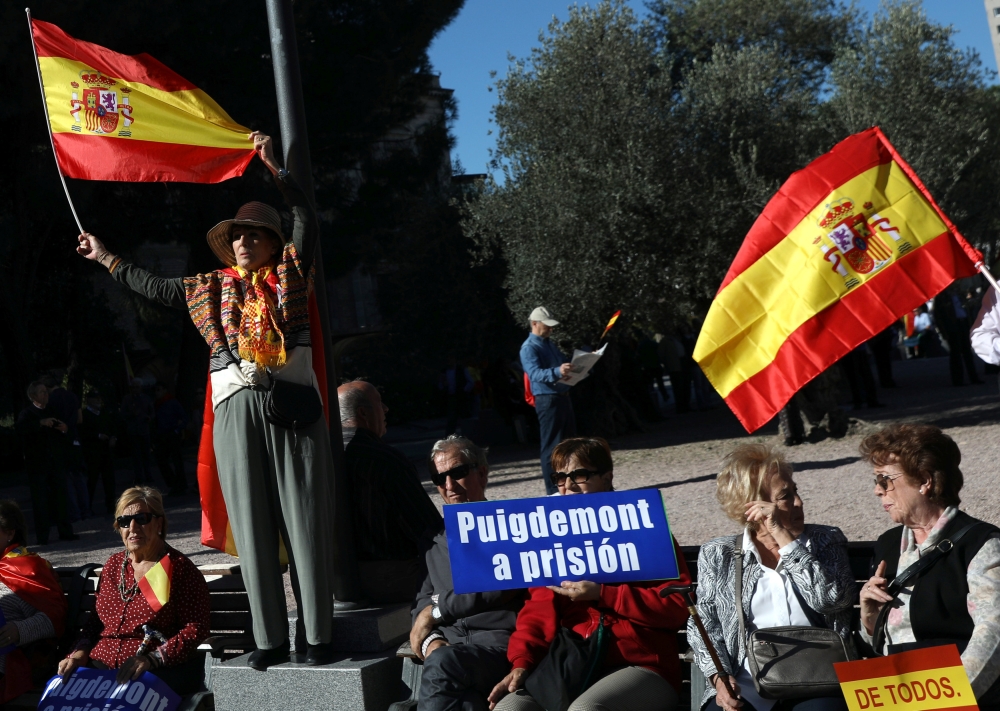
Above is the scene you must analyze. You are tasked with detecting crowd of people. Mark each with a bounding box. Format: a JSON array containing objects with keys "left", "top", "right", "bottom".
[
  {"left": 4, "top": 421, "right": 998, "bottom": 711},
  {"left": 4, "top": 129, "right": 998, "bottom": 710}
]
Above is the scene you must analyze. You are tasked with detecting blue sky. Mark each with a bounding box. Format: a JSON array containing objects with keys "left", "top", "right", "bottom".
[{"left": 428, "top": 0, "right": 999, "bottom": 175}]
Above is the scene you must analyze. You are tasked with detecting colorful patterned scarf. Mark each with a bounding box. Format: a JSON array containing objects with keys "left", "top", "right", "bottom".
[
  {"left": 233, "top": 265, "right": 286, "bottom": 368},
  {"left": 182, "top": 242, "right": 312, "bottom": 365}
]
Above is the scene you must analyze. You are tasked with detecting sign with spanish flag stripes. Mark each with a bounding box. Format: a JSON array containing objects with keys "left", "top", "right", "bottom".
[
  {"left": 30, "top": 18, "right": 254, "bottom": 183},
  {"left": 834, "top": 645, "right": 978, "bottom": 711},
  {"left": 137, "top": 553, "right": 172, "bottom": 613},
  {"left": 694, "top": 127, "right": 982, "bottom": 432}
]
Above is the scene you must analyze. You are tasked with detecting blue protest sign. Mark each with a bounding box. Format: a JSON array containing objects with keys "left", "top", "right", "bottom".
[
  {"left": 38, "top": 667, "right": 180, "bottom": 711},
  {"left": 444, "top": 490, "right": 679, "bottom": 594}
]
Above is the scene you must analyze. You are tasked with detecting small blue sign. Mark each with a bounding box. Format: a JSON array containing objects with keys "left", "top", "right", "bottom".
[
  {"left": 444, "top": 490, "right": 680, "bottom": 594},
  {"left": 38, "top": 667, "right": 180, "bottom": 711}
]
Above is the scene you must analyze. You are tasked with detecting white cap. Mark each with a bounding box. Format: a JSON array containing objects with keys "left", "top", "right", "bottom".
[{"left": 529, "top": 306, "right": 559, "bottom": 326}]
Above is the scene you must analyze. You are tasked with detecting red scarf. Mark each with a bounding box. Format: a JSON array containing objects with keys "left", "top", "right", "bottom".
[{"left": 0, "top": 543, "right": 66, "bottom": 702}]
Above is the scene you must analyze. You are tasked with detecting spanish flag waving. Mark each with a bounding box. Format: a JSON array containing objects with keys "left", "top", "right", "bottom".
[
  {"left": 30, "top": 18, "right": 254, "bottom": 183},
  {"left": 695, "top": 127, "right": 982, "bottom": 432}
]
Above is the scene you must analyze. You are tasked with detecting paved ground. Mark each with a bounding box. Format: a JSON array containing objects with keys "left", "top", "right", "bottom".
[{"left": 4, "top": 355, "right": 998, "bottom": 604}]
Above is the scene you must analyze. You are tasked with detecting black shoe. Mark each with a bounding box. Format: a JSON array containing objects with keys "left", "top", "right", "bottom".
[
  {"left": 59, "top": 533, "right": 80, "bottom": 541},
  {"left": 305, "top": 642, "right": 335, "bottom": 666},
  {"left": 247, "top": 640, "right": 290, "bottom": 671}
]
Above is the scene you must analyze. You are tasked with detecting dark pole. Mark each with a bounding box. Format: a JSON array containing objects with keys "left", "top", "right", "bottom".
[{"left": 265, "top": 0, "right": 362, "bottom": 605}]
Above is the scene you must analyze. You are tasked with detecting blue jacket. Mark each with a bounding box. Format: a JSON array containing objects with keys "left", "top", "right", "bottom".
[{"left": 520, "top": 333, "right": 570, "bottom": 395}]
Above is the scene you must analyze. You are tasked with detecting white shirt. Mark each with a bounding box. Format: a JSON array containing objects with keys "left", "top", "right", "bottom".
[
  {"left": 914, "top": 312, "right": 933, "bottom": 333},
  {"left": 735, "top": 528, "right": 813, "bottom": 711},
  {"left": 972, "top": 288, "right": 1000, "bottom": 366}
]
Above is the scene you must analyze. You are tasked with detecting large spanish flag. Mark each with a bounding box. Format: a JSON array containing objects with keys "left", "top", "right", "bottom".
[
  {"left": 30, "top": 18, "right": 254, "bottom": 182},
  {"left": 695, "top": 127, "right": 982, "bottom": 432}
]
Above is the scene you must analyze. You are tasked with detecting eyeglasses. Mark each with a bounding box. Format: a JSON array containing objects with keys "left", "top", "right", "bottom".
[
  {"left": 431, "top": 463, "right": 472, "bottom": 487},
  {"left": 116, "top": 512, "right": 161, "bottom": 529},
  {"left": 874, "top": 473, "right": 903, "bottom": 492},
  {"left": 551, "top": 469, "right": 607, "bottom": 487}
]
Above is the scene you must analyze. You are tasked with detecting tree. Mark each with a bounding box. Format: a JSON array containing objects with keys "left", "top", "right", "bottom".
[
  {"left": 827, "top": 1, "right": 1000, "bottom": 261},
  {"left": 464, "top": 0, "right": 1000, "bottom": 434}
]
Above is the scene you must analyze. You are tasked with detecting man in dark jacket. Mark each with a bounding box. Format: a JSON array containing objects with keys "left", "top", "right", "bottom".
[
  {"left": 338, "top": 380, "right": 443, "bottom": 603},
  {"left": 410, "top": 435, "right": 524, "bottom": 711},
  {"left": 14, "top": 381, "right": 77, "bottom": 544}
]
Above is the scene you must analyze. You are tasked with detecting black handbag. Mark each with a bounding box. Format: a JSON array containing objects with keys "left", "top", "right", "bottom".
[
  {"left": 524, "top": 615, "right": 608, "bottom": 711},
  {"left": 735, "top": 539, "right": 851, "bottom": 701},
  {"left": 263, "top": 378, "right": 323, "bottom": 433}
]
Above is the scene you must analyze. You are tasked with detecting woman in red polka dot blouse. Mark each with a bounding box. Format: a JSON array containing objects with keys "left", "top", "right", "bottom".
[{"left": 58, "top": 487, "right": 210, "bottom": 694}]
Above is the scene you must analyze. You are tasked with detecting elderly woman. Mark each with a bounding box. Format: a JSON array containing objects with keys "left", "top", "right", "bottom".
[
  {"left": 859, "top": 424, "right": 1000, "bottom": 707},
  {"left": 690, "top": 444, "right": 855, "bottom": 711},
  {"left": 76, "top": 132, "right": 336, "bottom": 668},
  {"left": 58, "top": 487, "right": 210, "bottom": 694},
  {"left": 0, "top": 500, "right": 66, "bottom": 703},
  {"left": 489, "top": 437, "right": 692, "bottom": 711}
]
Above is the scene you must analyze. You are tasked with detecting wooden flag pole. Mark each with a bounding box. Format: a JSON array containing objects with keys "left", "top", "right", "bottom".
[{"left": 25, "top": 8, "right": 84, "bottom": 234}]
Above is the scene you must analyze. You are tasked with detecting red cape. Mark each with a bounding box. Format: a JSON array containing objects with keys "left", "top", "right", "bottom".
[{"left": 0, "top": 544, "right": 66, "bottom": 702}]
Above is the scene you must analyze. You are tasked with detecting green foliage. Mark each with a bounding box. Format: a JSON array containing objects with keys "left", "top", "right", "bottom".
[
  {"left": 827, "top": 1, "right": 1000, "bottom": 259},
  {"left": 465, "top": 0, "right": 1000, "bottom": 348}
]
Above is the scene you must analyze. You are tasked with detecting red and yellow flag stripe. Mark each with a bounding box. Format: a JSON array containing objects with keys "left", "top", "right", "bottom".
[
  {"left": 695, "top": 128, "right": 980, "bottom": 432},
  {"left": 137, "top": 553, "right": 172, "bottom": 613},
  {"left": 32, "top": 19, "right": 254, "bottom": 183}
]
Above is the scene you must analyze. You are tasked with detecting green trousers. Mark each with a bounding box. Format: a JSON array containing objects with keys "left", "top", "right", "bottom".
[{"left": 214, "top": 387, "right": 333, "bottom": 648}]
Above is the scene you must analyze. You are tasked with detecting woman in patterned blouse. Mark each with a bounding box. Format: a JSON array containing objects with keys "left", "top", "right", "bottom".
[
  {"left": 860, "top": 424, "right": 1000, "bottom": 709},
  {"left": 58, "top": 487, "right": 210, "bottom": 694}
]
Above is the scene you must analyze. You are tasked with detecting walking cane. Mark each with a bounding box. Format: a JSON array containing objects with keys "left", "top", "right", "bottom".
[{"left": 661, "top": 584, "right": 739, "bottom": 699}]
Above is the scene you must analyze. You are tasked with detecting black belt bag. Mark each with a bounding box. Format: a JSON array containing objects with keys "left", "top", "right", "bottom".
[
  {"left": 736, "top": 540, "right": 851, "bottom": 700},
  {"left": 264, "top": 378, "right": 323, "bottom": 432}
]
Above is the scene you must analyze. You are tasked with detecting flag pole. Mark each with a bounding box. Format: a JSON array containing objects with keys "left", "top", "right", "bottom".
[
  {"left": 25, "top": 8, "right": 84, "bottom": 234},
  {"left": 264, "top": 0, "right": 363, "bottom": 607},
  {"left": 977, "top": 262, "right": 1000, "bottom": 296}
]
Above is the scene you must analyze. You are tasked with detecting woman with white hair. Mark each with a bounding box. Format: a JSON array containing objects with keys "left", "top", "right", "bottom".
[{"left": 689, "top": 444, "right": 855, "bottom": 711}]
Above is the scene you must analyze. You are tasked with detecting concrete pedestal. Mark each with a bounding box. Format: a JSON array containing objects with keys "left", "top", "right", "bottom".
[
  {"left": 212, "top": 651, "right": 406, "bottom": 711},
  {"left": 288, "top": 603, "right": 411, "bottom": 652}
]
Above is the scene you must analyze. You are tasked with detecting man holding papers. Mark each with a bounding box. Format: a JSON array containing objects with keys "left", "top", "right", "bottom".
[{"left": 520, "top": 307, "right": 576, "bottom": 495}]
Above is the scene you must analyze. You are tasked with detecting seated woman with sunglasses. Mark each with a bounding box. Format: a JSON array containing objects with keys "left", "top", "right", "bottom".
[
  {"left": 57, "top": 487, "right": 210, "bottom": 694},
  {"left": 489, "top": 437, "right": 692, "bottom": 711},
  {"left": 859, "top": 424, "right": 1000, "bottom": 709}
]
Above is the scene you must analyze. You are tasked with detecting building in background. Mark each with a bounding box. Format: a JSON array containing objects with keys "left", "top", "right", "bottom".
[{"left": 987, "top": 0, "right": 1000, "bottom": 73}]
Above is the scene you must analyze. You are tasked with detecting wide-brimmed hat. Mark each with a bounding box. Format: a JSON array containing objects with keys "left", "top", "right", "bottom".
[{"left": 206, "top": 202, "right": 286, "bottom": 266}]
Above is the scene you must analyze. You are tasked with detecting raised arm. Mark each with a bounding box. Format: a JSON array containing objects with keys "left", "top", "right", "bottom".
[
  {"left": 251, "top": 131, "right": 320, "bottom": 273},
  {"left": 77, "top": 232, "right": 186, "bottom": 308}
]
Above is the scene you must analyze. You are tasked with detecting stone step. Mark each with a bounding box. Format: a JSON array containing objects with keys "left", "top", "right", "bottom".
[
  {"left": 288, "top": 603, "right": 411, "bottom": 652},
  {"left": 212, "top": 651, "right": 407, "bottom": 711}
]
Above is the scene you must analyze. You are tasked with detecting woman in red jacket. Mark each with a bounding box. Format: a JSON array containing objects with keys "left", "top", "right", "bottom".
[{"left": 489, "top": 437, "right": 691, "bottom": 711}]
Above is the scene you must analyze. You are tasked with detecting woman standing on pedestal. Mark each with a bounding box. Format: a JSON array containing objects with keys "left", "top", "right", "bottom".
[{"left": 75, "top": 132, "right": 335, "bottom": 669}]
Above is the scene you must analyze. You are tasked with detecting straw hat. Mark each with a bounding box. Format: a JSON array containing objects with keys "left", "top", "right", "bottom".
[{"left": 206, "top": 202, "right": 286, "bottom": 266}]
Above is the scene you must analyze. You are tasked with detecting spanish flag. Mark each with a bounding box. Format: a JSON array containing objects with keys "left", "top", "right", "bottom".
[
  {"left": 695, "top": 127, "right": 982, "bottom": 432},
  {"left": 137, "top": 552, "right": 172, "bottom": 613},
  {"left": 30, "top": 18, "right": 254, "bottom": 183}
]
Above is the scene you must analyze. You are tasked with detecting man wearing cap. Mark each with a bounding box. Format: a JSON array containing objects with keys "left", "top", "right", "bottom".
[
  {"left": 75, "top": 132, "right": 336, "bottom": 669},
  {"left": 520, "top": 307, "right": 575, "bottom": 495}
]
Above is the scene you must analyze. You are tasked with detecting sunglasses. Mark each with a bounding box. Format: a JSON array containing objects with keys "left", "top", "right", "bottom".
[
  {"left": 116, "top": 512, "right": 161, "bottom": 529},
  {"left": 431, "top": 463, "right": 473, "bottom": 487},
  {"left": 551, "top": 468, "right": 607, "bottom": 487},
  {"left": 874, "top": 473, "right": 903, "bottom": 492}
]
